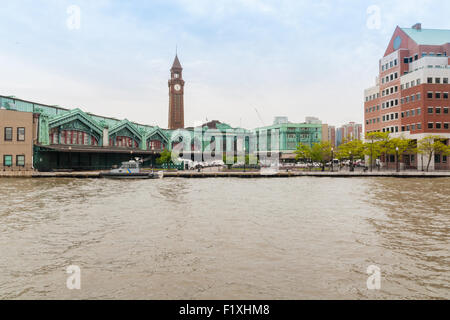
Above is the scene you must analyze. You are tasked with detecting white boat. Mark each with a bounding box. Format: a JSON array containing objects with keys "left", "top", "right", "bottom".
[{"left": 100, "top": 160, "right": 163, "bottom": 179}]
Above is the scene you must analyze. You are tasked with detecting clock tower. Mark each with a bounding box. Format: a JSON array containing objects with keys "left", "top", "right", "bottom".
[{"left": 168, "top": 54, "right": 185, "bottom": 129}]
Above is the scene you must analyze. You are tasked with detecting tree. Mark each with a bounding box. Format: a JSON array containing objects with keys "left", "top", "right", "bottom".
[
  {"left": 157, "top": 149, "right": 173, "bottom": 168},
  {"left": 337, "top": 139, "right": 365, "bottom": 171},
  {"left": 386, "top": 136, "right": 415, "bottom": 171},
  {"left": 295, "top": 143, "right": 312, "bottom": 161},
  {"left": 310, "top": 141, "right": 332, "bottom": 171},
  {"left": 417, "top": 135, "right": 450, "bottom": 171},
  {"left": 364, "top": 132, "right": 389, "bottom": 172}
]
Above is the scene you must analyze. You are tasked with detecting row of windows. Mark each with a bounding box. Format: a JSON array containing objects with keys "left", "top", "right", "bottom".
[
  {"left": 366, "top": 106, "right": 450, "bottom": 122},
  {"left": 427, "top": 91, "right": 449, "bottom": 99},
  {"left": 381, "top": 58, "right": 398, "bottom": 72},
  {"left": 382, "top": 99, "right": 399, "bottom": 109},
  {"left": 366, "top": 105, "right": 380, "bottom": 113},
  {"left": 110, "top": 136, "right": 139, "bottom": 148},
  {"left": 403, "top": 64, "right": 450, "bottom": 76},
  {"left": 401, "top": 78, "right": 421, "bottom": 90},
  {"left": 403, "top": 52, "right": 447, "bottom": 64},
  {"left": 50, "top": 130, "right": 99, "bottom": 146},
  {"left": 381, "top": 72, "right": 398, "bottom": 84},
  {"left": 148, "top": 140, "right": 166, "bottom": 150},
  {"left": 401, "top": 93, "right": 421, "bottom": 104},
  {"left": 427, "top": 107, "right": 449, "bottom": 114},
  {"left": 366, "top": 118, "right": 380, "bottom": 125},
  {"left": 402, "top": 108, "right": 422, "bottom": 118},
  {"left": 426, "top": 77, "right": 448, "bottom": 84},
  {"left": 365, "top": 93, "right": 380, "bottom": 102},
  {"left": 384, "top": 113, "right": 398, "bottom": 122},
  {"left": 2, "top": 155, "right": 25, "bottom": 167},
  {"left": 426, "top": 122, "right": 450, "bottom": 129},
  {"left": 382, "top": 85, "right": 398, "bottom": 97},
  {"left": 380, "top": 122, "right": 450, "bottom": 133},
  {"left": 1, "top": 127, "right": 25, "bottom": 141},
  {"left": 401, "top": 77, "right": 449, "bottom": 91}
]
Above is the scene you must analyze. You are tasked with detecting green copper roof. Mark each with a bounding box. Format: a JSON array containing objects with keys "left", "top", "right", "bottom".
[{"left": 401, "top": 27, "right": 450, "bottom": 45}]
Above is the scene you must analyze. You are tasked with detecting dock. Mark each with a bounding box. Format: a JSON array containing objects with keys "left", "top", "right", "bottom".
[{"left": 2, "top": 170, "right": 450, "bottom": 178}]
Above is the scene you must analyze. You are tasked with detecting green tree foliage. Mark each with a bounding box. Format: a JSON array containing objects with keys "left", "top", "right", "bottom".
[
  {"left": 296, "top": 142, "right": 332, "bottom": 171},
  {"left": 417, "top": 135, "right": 450, "bottom": 171},
  {"left": 295, "top": 143, "right": 312, "bottom": 161},
  {"left": 336, "top": 139, "right": 365, "bottom": 160},
  {"left": 156, "top": 149, "right": 173, "bottom": 167},
  {"left": 364, "top": 132, "right": 389, "bottom": 171}
]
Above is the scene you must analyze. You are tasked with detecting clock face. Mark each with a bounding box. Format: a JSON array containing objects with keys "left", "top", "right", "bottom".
[{"left": 174, "top": 84, "right": 181, "bottom": 91}]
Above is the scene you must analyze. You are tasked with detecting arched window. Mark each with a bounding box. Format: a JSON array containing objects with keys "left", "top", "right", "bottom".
[
  {"left": 50, "top": 129, "right": 98, "bottom": 146},
  {"left": 148, "top": 140, "right": 162, "bottom": 150},
  {"left": 113, "top": 136, "right": 139, "bottom": 148}
]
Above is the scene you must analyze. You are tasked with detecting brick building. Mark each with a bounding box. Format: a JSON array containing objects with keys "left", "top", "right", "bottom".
[{"left": 364, "top": 24, "right": 450, "bottom": 170}]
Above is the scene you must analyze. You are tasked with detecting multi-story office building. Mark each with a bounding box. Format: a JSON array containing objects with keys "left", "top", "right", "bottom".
[
  {"left": 364, "top": 23, "right": 450, "bottom": 169},
  {"left": 254, "top": 117, "right": 323, "bottom": 162}
]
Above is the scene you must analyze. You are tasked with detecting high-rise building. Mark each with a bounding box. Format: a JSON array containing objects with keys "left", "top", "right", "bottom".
[
  {"left": 363, "top": 23, "right": 450, "bottom": 169},
  {"left": 328, "top": 126, "right": 336, "bottom": 148},
  {"left": 168, "top": 54, "right": 185, "bottom": 130},
  {"left": 335, "top": 122, "right": 362, "bottom": 146}
]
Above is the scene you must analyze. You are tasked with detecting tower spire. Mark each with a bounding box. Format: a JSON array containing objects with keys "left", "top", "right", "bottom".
[{"left": 171, "top": 53, "right": 182, "bottom": 70}]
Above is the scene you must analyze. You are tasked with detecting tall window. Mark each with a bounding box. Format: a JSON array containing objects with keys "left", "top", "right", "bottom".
[
  {"left": 3, "top": 155, "right": 12, "bottom": 166},
  {"left": 16, "top": 155, "right": 25, "bottom": 167},
  {"left": 4, "top": 127, "right": 12, "bottom": 141},
  {"left": 17, "top": 127, "right": 25, "bottom": 141}
]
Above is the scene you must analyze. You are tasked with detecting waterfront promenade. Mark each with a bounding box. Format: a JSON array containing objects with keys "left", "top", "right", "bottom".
[{"left": 1, "top": 170, "right": 450, "bottom": 178}]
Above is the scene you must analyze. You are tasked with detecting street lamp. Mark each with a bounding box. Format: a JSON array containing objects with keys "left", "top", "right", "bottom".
[
  {"left": 349, "top": 151, "right": 354, "bottom": 172},
  {"left": 331, "top": 147, "right": 334, "bottom": 172},
  {"left": 396, "top": 146, "right": 399, "bottom": 172}
]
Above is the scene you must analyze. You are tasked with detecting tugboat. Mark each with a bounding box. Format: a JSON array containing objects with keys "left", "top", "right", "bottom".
[{"left": 100, "top": 159, "right": 163, "bottom": 179}]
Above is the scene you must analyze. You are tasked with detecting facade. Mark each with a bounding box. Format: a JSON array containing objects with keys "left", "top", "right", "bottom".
[
  {"left": 328, "top": 126, "right": 336, "bottom": 148},
  {"left": 321, "top": 124, "right": 329, "bottom": 144},
  {"left": 364, "top": 23, "right": 450, "bottom": 170},
  {"left": 174, "top": 120, "right": 253, "bottom": 162},
  {"left": 254, "top": 117, "right": 323, "bottom": 161},
  {"left": 0, "top": 95, "right": 171, "bottom": 171},
  {"left": 0, "top": 109, "right": 37, "bottom": 170},
  {"left": 168, "top": 55, "right": 185, "bottom": 130}
]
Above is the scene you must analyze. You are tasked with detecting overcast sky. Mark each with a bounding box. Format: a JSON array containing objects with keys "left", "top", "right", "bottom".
[{"left": 1, "top": 0, "right": 449, "bottom": 129}]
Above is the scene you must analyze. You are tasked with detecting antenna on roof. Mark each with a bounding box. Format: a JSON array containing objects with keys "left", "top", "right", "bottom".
[{"left": 412, "top": 23, "right": 421, "bottom": 31}]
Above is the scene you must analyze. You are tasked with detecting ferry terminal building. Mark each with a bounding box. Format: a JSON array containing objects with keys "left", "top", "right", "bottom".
[{"left": 0, "top": 55, "right": 328, "bottom": 171}]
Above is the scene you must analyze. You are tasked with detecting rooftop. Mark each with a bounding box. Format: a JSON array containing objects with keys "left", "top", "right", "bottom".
[{"left": 401, "top": 27, "right": 450, "bottom": 45}]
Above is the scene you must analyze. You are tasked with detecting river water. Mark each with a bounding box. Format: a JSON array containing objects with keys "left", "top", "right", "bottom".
[{"left": 0, "top": 177, "right": 449, "bottom": 300}]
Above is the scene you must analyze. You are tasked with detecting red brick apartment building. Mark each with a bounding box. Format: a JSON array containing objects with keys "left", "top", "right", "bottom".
[{"left": 364, "top": 24, "right": 450, "bottom": 170}]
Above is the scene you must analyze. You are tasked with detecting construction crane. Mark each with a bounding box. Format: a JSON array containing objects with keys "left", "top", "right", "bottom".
[{"left": 254, "top": 107, "right": 265, "bottom": 126}]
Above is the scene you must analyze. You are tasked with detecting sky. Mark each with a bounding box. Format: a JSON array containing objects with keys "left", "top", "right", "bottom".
[{"left": 1, "top": 0, "right": 449, "bottom": 129}]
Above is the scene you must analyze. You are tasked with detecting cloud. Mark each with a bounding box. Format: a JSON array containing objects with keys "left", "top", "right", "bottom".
[{"left": 1, "top": 0, "right": 449, "bottom": 129}]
